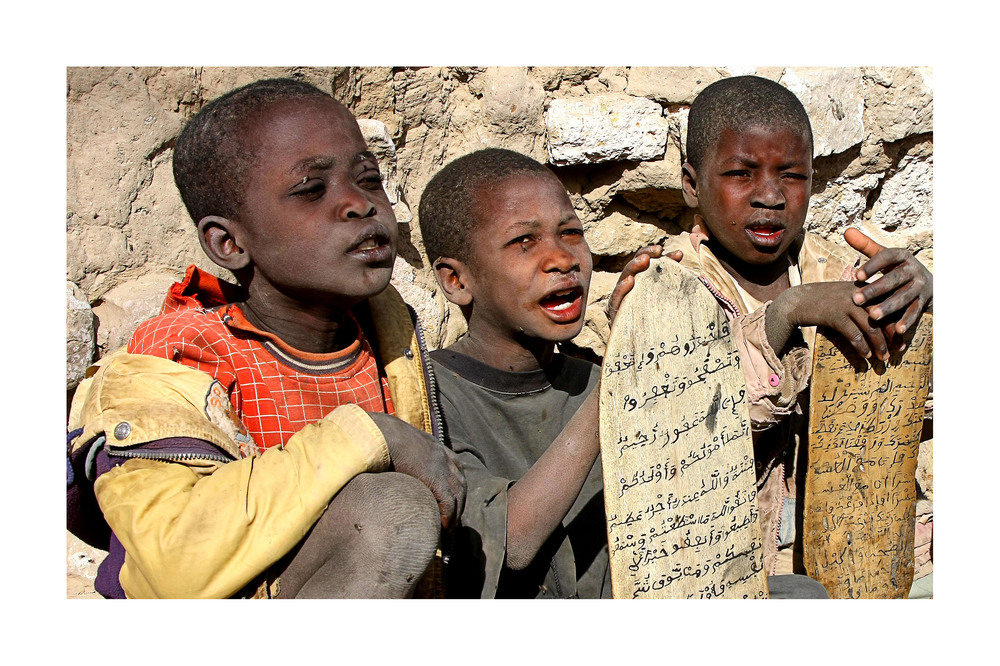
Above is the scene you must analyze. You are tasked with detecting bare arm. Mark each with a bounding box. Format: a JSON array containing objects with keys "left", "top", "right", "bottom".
[{"left": 765, "top": 230, "right": 932, "bottom": 361}]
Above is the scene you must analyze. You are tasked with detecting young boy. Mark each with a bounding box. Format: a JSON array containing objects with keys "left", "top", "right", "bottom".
[
  {"left": 66, "top": 78, "right": 466, "bottom": 599},
  {"left": 420, "top": 148, "right": 667, "bottom": 598},
  {"left": 667, "top": 75, "right": 933, "bottom": 576}
]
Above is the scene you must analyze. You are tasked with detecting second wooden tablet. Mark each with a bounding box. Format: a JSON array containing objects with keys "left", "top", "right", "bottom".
[{"left": 600, "top": 258, "right": 768, "bottom": 599}]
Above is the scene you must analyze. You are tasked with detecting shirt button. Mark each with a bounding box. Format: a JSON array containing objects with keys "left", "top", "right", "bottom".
[
  {"left": 114, "top": 422, "right": 132, "bottom": 440},
  {"left": 768, "top": 374, "right": 780, "bottom": 387},
  {"left": 404, "top": 348, "right": 414, "bottom": 360}
]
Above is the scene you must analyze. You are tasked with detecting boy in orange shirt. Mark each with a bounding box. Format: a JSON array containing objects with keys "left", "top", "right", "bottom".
[{"left": 67, "top": 78, "right": 465, "bottom": 598}]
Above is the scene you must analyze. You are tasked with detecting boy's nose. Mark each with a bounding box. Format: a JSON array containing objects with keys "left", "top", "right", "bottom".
[
  {"left": 339, "top": 186, "right": 377, "bottom": 220},
  {"left": 542, "top": 240, "right": 581, "bottom": 273},
  {"left": 751, "top": 177, "right": 785, "bottom": 209}
]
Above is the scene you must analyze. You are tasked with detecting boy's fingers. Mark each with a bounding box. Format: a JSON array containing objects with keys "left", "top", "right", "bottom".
[
  {"left": 855, "top": 248, "right": 910, "bottom": 282},
  {"left": 855, "top": 312, "right": 890, "bottom": 361},
  {"left": 844, "top": 228, "right": 885, "bottom": 259},
  {"left": 665, "top": 249, "right": 683, "bottom": 263},
  {"left": 894, "top": 300, "right": 926, "bottom": 336},
  {"left": 636, "top": 244, "right": 663, "bottom": 258},
  {"left": 853, "top": 264, "right": 910, "bottom": 307}
]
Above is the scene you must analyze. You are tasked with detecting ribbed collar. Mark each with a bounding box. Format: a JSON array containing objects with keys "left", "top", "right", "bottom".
[{"left": 430, "top": 349, "right": 565, "bottom": 395}]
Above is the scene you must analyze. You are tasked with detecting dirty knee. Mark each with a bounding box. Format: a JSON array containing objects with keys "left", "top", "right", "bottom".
[{"left": 341, "top": 472, "right": 440, "bottom": 572}]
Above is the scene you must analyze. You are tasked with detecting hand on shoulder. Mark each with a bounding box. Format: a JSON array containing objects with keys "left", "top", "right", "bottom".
[{"left": 605, "top": 245, "right": 683, "bottom": 324}]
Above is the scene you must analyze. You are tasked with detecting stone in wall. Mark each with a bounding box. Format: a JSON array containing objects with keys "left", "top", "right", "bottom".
[
  {"left": 584, "top": 208, "right": 667, "bottom": 257},
  {"left": 67, "top": 68, "right": 190, "bottom": 298},
  {"left": 530, "top": 67, "right": 602, "bottom": 92},
  {"left": 358, "top": 119, "right": 411, "bottom": 223},
  {"left": 67, "top": 283, "right": 95, "bottom": 391},
  {"left": 805, "top": 172, "right": 882, "bottom": 239},
  {"left": 474, "top": 68, "right": 547, "bottom": 135},
  {"left": 596, "top": 67, "right": 628, "bottom": 94},
  {"left": 616, "top": 142, "right": 687, "bottom": 219},
  {"left": 862, "top": 67, "right": 933, "bottom": 144},
  {"left": 545, "top": 94, "right": 669, "bottom": 166},
  {"left": 780, "top": 68, "right": 866, "bottom": 157},
  {"left": 92, "top": 271, "right": 183, "bottom": 355},
  {"left": 867, "top": 148, "right": 933, "bottom": 250},
  {"left": 625, "top": 66, "right": 728, "bottom": 104}
]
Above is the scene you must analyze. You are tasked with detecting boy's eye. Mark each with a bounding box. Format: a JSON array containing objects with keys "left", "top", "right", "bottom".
[
  {"left": 507, "top": 235, "right": 535, "bottom": 251},
  {"left": 722, "top": 170, "right": 751, "bottom": 178},
  {"left": 359, "top": 171, "right": 384, "bottom": 190},
  {"left": 291, "top": 178, "right": 325, "bottom": 199},
  {"left": 562, "top": 227, "right": 585, "bottom": 239},
  {"left": 781, "top": 172, "right": 808, "bottom": 181}
]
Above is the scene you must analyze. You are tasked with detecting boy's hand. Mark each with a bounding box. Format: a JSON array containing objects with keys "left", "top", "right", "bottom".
[
  {"left": 366, "top": 412, "right": 466, "bottom": 530},
  {"left": 606, "top": 246, "right": 683, "bottom": 324},
  {"left": 845, "top": 228, "right": 933, "bottom": 339},
  {"left": 768, "top": 281, "right": 892, "bottom": 361}
]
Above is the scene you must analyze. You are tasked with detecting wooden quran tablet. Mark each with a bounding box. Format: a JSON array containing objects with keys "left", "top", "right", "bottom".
[
  {"left": 600, "top": 258, "right": 768, "bottom": 599},
  {"left": 803, "top": 314, "right": 932, "bottom": 598}
]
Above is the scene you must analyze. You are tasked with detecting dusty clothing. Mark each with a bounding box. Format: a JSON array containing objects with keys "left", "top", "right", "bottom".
[
  {"left": 431, "top": 349, "right": 610, "bottom": 598},
  {"left": 67, "top": 266, "right": 440, "bottom": 598},
  {"left": 662, "top": 230, "right": 859, "bottom": 574}
]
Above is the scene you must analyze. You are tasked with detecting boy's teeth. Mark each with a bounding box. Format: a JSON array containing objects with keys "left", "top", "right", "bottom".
[
  {"left": 549, "top": 300, "right": 572, "bottom": 311},
  {"left": 357, "top": 238, "right": 378, "bottom": 250}
]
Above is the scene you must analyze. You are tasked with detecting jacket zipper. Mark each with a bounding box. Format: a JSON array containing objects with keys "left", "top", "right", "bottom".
[
  {"left": 412, "top": 315, "right": 456, "bottom": 592},
  {"left": 104, "top": 447, "right": 234, "bottom": 464}
]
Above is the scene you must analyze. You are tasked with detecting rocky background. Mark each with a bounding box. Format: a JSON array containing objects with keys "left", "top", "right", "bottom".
[{"left": 66, "top": 66, "right": 933, "bottom": 598}]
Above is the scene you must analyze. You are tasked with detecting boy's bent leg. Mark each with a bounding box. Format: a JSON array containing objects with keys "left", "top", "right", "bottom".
[
  {"left": 766, "top": 574, "right": 829, "bottom": 599},
  {"left": 273, "top": 472, "right": 440, "bottom": 599}
]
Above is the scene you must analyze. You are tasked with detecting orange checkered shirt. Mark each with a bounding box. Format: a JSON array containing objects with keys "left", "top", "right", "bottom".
[{"left": 127, "top": 266, "right": 394, "bottom": 451}]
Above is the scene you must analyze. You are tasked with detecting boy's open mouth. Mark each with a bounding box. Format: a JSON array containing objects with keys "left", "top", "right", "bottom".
[
  {"left": 539, "top": 286, "right": 585, "bottom": 322},
  {"left": 347, "top": 226, "right": 393, "bottom": 262},
  {"left": 745, "top": 222, "right": 785, "bottom": 247}
]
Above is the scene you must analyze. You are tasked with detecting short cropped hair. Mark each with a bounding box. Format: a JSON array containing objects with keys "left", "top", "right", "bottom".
[
  {"left": 686, "top": 75, "right": 813, "bottom": 169},
  {"left": 418, "top": 148, "right": 555, "bottom": 264},
  {"left": 172, "top": 78, "right": 333, "bottom": 223}
]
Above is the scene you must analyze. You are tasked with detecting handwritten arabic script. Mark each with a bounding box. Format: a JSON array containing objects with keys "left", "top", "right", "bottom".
[
  {"left": 804, "top": 315, "right": 932, "bottom": 598},
  {"left": 600, "top": 259, "right": 767, "bottom": 599}
]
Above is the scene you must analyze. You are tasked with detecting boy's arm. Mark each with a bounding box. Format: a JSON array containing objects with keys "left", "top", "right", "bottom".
[
  {"left": 98, "top": 410, "right": 388, "bottom": 599},
  {"left": 765, "top": 230, "right": 932, "bottom": 362},
  {"left": 765, "top": 281, "right": 889, "bottom": 359},
  {"left": 505, "top": 246, "right": 675, "bottom": 569},
  {"left": 730, "top": 303, "right": 813, "bottom": 430}
]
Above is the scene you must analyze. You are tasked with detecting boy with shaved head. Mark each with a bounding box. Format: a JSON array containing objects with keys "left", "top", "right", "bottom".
[{"left": 666, "top": 75, "right": 932, "bottom": 578}]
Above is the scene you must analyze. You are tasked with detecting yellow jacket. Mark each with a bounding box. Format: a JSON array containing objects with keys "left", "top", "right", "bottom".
[{"left": 68, "top": 286, "right": 438, "bottom": 598}]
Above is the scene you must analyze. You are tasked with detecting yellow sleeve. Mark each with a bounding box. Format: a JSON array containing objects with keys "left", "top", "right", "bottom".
[
  {"left": 75, "top": 351, "right": 390, "bottom": 599},
  {"left": 97, "top": 405, "right": 388, "bottom": 599}
]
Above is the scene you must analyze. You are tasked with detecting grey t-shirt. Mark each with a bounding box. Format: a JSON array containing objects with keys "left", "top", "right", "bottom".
[{"left": 431, "top": 349, "right": 610, "bottom": 599}]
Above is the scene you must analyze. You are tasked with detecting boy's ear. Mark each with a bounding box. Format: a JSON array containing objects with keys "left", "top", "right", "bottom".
[
  {"left": 681, "top": 162, "right": 700, "bottom": 209},
  {"left": 197, "top": 216, "right": 251, "bottom": 271},
  {"left": 433, "top": 257, "right": 474, "bottom": 307}
]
